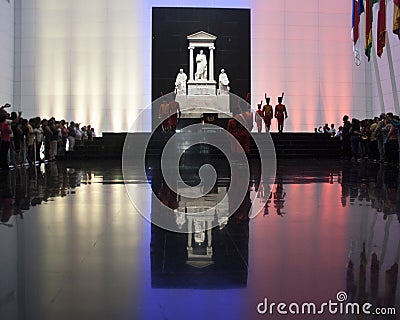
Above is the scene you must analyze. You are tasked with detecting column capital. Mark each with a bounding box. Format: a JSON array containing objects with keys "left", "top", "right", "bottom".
[
  {"left": 188, "top": 46, "right": 195, "bottom": 50},
  {"left": 209, "top": 46, "right": 215, "bottom": 50}
]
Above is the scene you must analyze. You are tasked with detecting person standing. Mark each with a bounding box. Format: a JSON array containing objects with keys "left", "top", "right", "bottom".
[
  {"left": 262, "top": 94, "right": 273, "bottom": 132},
  {"left": 42, "top": 119, "right": 52, "bottom": 162},
  {"left": 87, "top": 125, "right": 93, "bottom": 141},
  {"left": 242, "top": 104, "right": 254, "bottom": 132},
  {"left": 227, "top": 116, "right": 241, "bottom": 154},
  {"left": 10, "top": 111, "right": 22, "bottom": 166},
  {"left": 341, "top": 115, "right": 352, "bottom": 159},
  {"left": 388, "top": 114, "right": 400, "bottom": 164},
  {"left": 34, "top": 118, "right": 43, "bottom": 161},
  {"left": 168, "top": 95, "right": 181, "bottom": 133},
  {"left": 67, "top": 121, "right": 76, "bottom": 151},
  {"left": 349, "top": 118, "right": 361, "bottom": 160},
  {"left": 0, "top": 113, "right": 12, "bottom": 170},
  {"left": 231, "top": 115, "right": 250, "bottom": 154},
  {"left": 27, "top": 119, "right": 35, "bottom": 163},
  {"left": 232, "top": 103, "right": 253, "bottom": 154},
  {"left": 159, "top": 99, "right": 170, "bottom": 132},
  {"left": 49, "top": 119, "right": 58, "bottom": 161},
  {"left": 255, "top": 101, "right": 264, "bottom": 133},
  {"left": 369, "top": 117, "right": 379, "bottom": 161},
  {"left": 385, "top": 121, "right": 398, "bottom": 164},
  {"left": 329, "top": 124, "right": 336, "bottom": 137},
  {"left": 60, "top": 120, "right": 68, "bottom": 154},
  {"left": 374, "top": 113, "right": 387, "bottom": 162},
  {"left": 75, "top": 123, "right": 82, "bottom": 146},
  {"left": 274, "top": 93, "right": 288, "bottom": 133},
  {"left": 323, "top": 123, "right": 330, "bottom": 134}
]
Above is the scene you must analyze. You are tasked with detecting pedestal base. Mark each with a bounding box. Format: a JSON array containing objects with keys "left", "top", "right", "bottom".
[
  {"left": 187, "top": 80, "right": 217, "bottom": 95},
  {"left": 176, "top": 95, "right": 231, "bottom": 118}
]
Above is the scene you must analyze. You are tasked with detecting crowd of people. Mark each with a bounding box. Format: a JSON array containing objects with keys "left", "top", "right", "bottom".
[
  {"left": 338, "top": 113, "right": 400, "bottom": 165},
  {"left": 0, "top": 103, "right": 96, "bottom": 170},
  {"left": 314, "top": 123, "right": 338, "bottom": 136},
  {"left": 6, "top": 101, "right": 400, "bottom": 170}
]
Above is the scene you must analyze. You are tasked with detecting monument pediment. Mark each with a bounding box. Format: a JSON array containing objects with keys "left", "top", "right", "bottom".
[{"left": 187, "top": 31, "right": 217, "bottom": 41}]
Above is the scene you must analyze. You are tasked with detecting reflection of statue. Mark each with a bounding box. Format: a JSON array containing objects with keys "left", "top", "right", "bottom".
[
  {"left": 218, "top": 69, "right": 230, "bottom": 95},
  {"left": 195, "top": 50, "right": 207, "bottom": 80},
  {"left": 175, "top": 68, "right": 187, "bottom": 95},
  {"left": 194, "top": 220, "right": 206, "bottom": 243}
]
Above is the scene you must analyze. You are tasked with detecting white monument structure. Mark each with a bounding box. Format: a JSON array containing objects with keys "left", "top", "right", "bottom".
[{"left": 175, "top": 31, "right": 230, "bottom": 118}]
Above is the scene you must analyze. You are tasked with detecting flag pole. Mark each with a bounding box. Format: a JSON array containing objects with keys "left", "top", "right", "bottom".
[
  {"left": 385, "top": 32, "right": 400, "bottom": 114},
  {"left": 371, "top": 39, "right": 385, "bottom": 113}
]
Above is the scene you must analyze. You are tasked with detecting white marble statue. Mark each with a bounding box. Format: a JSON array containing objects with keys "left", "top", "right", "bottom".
[
  {"left": 195, "top": 50, "right": 207, "bottom": 80},
  {"left": 218, "top": 69, "right": 230, "bottom": 95},
  {"left": 175, "top": 68, "right": 187, "bottom": 95}
]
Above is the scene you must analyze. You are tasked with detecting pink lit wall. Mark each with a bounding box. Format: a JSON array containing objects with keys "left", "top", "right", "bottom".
[
  {"left": 13, "top": 0, "right": 368, "bottom": 133},
  {"left": 251, "top": 0, "right": 357, "bottom": 131}
]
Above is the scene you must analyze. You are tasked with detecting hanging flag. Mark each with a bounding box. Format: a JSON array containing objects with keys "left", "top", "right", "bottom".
[
  {"left": 377, "top": 0, "right": 386, "bottom": 57},
  {"left": 352, "top": 0, "right": 365, "bottom": 65},
  {"left": 365, "top": 0, "right": 372, "bottom": 60},
  {"left": 352, "top": 0, "right": 360, "bottom": 45},
  {"left": 365, "top": 0, "right": 379, "bottom": 61},
  {"left": 394, "top": 0, "right": 400, "bottom": 38}
]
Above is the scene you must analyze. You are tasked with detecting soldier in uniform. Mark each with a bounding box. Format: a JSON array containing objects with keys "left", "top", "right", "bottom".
[
  {"left": 262, "top": 94, "right": 273, "bottom": 132},
  {"left": 274, "top": 93, "right": 288, "bottom": 133},
  {"left": 159, "top": 99, "right": 170, "bottom": 132},
  {"left": 168, "top": 95, "right": 181, "bottom": 133},
  {"left": 255, "top": 101, "right": 264, "bottom": 133}
]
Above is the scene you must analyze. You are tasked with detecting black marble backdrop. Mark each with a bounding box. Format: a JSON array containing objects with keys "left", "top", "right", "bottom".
[{"left": 152, "top": 7, "right": 251, "bottom": 125}]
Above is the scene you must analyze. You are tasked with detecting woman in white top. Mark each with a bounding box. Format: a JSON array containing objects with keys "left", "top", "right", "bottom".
[{"left": 75, "top": 123, "right": 82, "bottom": 146}]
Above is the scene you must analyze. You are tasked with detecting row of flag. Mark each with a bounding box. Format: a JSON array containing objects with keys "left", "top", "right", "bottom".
[{"left": 352, "top": 0, "right": 400, "bottom": 62}]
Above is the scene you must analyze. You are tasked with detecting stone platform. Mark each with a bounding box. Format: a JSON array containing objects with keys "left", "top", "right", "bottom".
[
  {"left": 176, "top": 95, "right": 231, "bottom": 118},
  {"left": 64, "top": 131, "right": 341, "bottom": 160}
]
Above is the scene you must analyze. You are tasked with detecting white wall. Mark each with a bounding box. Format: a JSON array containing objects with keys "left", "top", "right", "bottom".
[
  {"left": 16, "top": 0, "right": 147, "bottom": 133},
  {"left": 0, "top": 0, "right": 14, "bottom": 105},
  {"left": 14, "top": 0, "right": 378, "bottom": 133}
]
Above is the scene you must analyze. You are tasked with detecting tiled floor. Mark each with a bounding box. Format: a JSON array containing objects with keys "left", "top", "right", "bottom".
[{"left": 0, "top": 159, "right": 399, "bottom": 320}]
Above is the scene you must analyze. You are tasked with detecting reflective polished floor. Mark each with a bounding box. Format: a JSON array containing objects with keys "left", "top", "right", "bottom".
[{"left": 0, "top": 159, "right": 399, "bottom": 320}]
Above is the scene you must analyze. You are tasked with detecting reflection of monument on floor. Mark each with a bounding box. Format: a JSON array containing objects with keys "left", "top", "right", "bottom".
[
  {"left": 150, "top": 174, "right": 249, "bottom": 289},
  {"left": 175, "top": 31, "right": 231, "bottom": 118}
]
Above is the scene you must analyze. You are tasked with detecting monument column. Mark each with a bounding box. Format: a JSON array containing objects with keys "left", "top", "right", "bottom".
[
  {"left": 189, "top": 46, "right": 194, "bottom": 81},
  {"left": 209, "top": 46, "right": 215, "bottom": 82}
]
